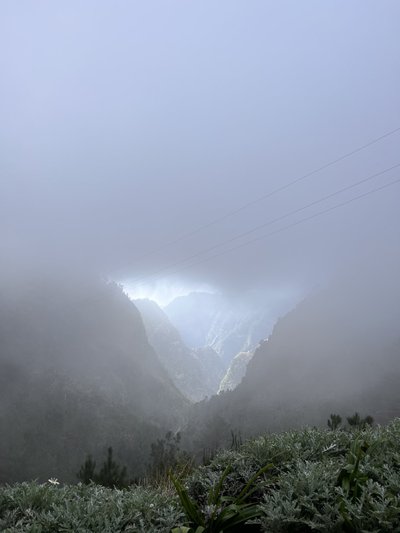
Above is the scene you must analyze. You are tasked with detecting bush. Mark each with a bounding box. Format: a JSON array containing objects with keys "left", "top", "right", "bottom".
[{"left": 2, "top": 419, "right": 400, "bottom": 532}]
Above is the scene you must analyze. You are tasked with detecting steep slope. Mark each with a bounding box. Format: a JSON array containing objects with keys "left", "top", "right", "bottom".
[
  {"left": 186, "top": 265, "right": 400, "bottom": 445},
  {"left": 0, "top": 275, "right": 187, "bottom": 483},
  {"left": 134, "top": 299, "right": 224, "bottom": 401},
  {"left": 165, "top": 292, "right": 284, "bottom": 365},
  {"left": 164, "top": 292, "right": 222, "bottom": 349},
  {"left": 218, "top": 349, "right": 254, "bottom": 393},
  {"left": 234, "top": 282, "right": 400, "bottom": 432}
]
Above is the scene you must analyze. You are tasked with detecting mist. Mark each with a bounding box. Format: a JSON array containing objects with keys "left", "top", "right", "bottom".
[
  {"left": 1, "top": 3, "right": 400, "bottom": 520},
  {"left": 1, "top": 1, "right": 399, "bottom": 294}
]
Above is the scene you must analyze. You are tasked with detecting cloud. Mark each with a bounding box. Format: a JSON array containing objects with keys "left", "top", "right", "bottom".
[{"left": 1, "top": 1, "right": 399, "bottom": 297}]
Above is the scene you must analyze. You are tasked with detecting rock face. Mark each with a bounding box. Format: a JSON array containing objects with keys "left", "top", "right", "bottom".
[
  {"left": 165, "top": 292, "right": 286, "bottom": 366},
  {"left": 230, "top": 271, "right": 400, "bottom": 432},
  {"left": 218, "top": 350, "right": 254, "bottom": 393},
  {"left": 134, "top": 299, "right": 224, "bottom": 402},
  {"left": 185, "top": 265, "right": 400, "bottom": 446},
  {"left": 0, "top": 275, "right": 187, "bottom": 483}
]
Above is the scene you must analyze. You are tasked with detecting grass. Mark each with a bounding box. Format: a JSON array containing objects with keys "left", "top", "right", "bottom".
[{"left": 1, "top": 420, "right": 400, "bottom": 532}]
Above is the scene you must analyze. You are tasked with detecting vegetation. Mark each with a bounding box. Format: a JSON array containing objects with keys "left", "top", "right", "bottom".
[
  {"left": 170, "top": 462, "right": 271, "bottom": 532},
  {"left": 150, "top": 431, "right": 192, "bottom": 481},
  {"left": 77, "top": 447, "right": 128, "bottom": 488},
  {"left": 0, "top": 483, "right": 183, "bottom": 532},
  {"left": 327, "top": 413, "right": 342, "bottom": 430},
  {"left": 77, "top": 454, "right": 97, "bottom": 484},
  {"left": 1, "top": 419, "right": 400, "bottom": 532},
  {"left": 347, "top": 412, "right": 374, "bottom": 429}
]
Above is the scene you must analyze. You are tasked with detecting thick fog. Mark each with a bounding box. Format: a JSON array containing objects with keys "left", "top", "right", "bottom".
[
  {"left": 1, "top": 1, "right": 399, "bottom": 299},
  {"left": 1, "top": 2, "right": 400, "bottom": 488}
]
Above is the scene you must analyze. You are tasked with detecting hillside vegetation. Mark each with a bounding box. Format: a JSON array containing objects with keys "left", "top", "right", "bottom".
[
  {"left": 1, "top": 420, "right": 400, "bottom": 532},
  {"left": 0, "top": 276, "right": 187, "bottom": 483}
]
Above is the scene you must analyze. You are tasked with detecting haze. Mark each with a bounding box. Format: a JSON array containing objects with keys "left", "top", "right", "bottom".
[
  {"left": 1, "top": 0, "right": 400, "bottom": 493},
  {"left": 1, "top": 0, "right": 399, "bottom": 298}
]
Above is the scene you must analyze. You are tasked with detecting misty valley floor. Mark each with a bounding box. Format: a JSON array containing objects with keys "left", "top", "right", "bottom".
[{"left": 1, "top": 420, "right": 400, "bottom": 532}]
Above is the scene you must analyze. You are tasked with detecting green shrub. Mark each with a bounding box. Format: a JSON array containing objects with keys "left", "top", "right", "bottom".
[
  {"left": 0, "top": 483, "right": 184, "bottom": 532},
  {"left": 2, "top": 420, "right": 400, "bottom": 532},
  {"left": 170, "top": 463, "right": 271, "bottom": 532}
]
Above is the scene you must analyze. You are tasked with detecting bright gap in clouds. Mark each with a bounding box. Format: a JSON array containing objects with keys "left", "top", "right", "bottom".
[{"left": 121, "top": 279, "right": 216, "bottom": 307}]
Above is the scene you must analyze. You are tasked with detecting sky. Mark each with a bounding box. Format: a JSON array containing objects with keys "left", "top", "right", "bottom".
[{"left": 1, "top": 1, "right": 399, "bottom": 302}]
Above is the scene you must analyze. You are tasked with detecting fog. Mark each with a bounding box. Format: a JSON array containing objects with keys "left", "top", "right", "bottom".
[
  {"left": 1, "top": 1, "right": 399, "bottom": 297},
  {"left": 0, "top": 1, "right": 400, "bottom": 485}
]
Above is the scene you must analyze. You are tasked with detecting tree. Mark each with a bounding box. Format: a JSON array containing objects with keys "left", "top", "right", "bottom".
[
  {"left": 364, "top": 415, "right": 374, "bottom": 426},
  {"left": 77, "top": 447, "right": 128, "bottom": 488},
  {"left": 149, "top": 431, "right": 189, "bottom": 479},
  {"left": 77, "top": 454, "right": 96, "bottom": 484},
  {"left": 327, "top": 413, "right": 342, "bottom": 430},
  {"left": 97, "top": 447, "right": 128, "bottom": 488},
  {"left": 347, "top": 412, "right": 374, "bottom": 429}
]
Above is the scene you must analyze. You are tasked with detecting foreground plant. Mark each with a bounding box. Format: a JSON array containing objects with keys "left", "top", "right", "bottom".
[
  {"left": 170, "top": 463, "right": 272, "bottom": 532},
  {"left": 336, "top": 438, "right": 370, "bottom": 500}
]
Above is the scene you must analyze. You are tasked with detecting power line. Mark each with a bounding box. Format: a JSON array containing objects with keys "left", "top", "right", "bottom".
[
  {"left": 129, "top": 163, "right": 400, "bottom": 283},
  {"left": 131, "top": 176, "right": 400, "bottom": 286},
  {"left": 134, "top": 126, "right": 400, "bottom": 261}
]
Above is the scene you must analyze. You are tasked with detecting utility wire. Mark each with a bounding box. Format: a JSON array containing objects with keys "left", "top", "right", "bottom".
[
  {"left": 130, "top": 163, "right": 400, "bottom": 284},
  {"left": 131, "top": 176, "right": 400, "bottom": 286},
  {"left": 134, "top": 126, "right": 400, "bottom": 261}
]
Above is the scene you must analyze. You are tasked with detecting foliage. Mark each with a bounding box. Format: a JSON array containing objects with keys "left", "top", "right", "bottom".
[
  {"left": 77, "top": 454, "right": 97, "bottom": 484},
  {"left": 150, "top": 431, "right": 192, "bottom": 481},
  {"left": 347, "top": 412, "right": 374, "bottom": 429},
  {"left": 170, "top": 462, "right": 271, "bottom": 532},
  {"left": 77, "top": 447, "right": 128, "bottom": 488},
  {"left": 258, "top": 421, "right": 400, "bottom": 531},
  {"left": 2, "top": 420, "right": 400, "bottom": 532},
  {"left": 0, "top": 482, "right": 184, "bottom": 532},
  {"left": 327, "top": 413, "right": 342, "bottom": 430},
  {"left": 97, "top": 447, "right": 128, "bottom": 488},
  {"left": 336, "top": 438, "right": 369, "bottom": 500},
  {"left": 230, "top": 430, "right": 243, "bottom": 451}
]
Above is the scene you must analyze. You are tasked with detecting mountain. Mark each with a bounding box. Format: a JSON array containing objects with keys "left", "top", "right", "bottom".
[
  {"left": 218, "top": 349, "right": 254, "bottom": 393},
  {"left": 185, "top": 266, "right": 400, "bottom": 447},
  {"left": 164, "top": 291, "right": 288, "bottom": 366},
  {"left": 164, "top": 292, "right": 222, "bottom": 349},
  {"left": 134, "top": 299, "right": 224, "bottom": 402},
  {"left": 0, "top": 275, "right": 187, "bottom": 483}
]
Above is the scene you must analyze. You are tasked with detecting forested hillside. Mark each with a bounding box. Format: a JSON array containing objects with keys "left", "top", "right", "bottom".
[
  {"left": 0, "top": 275, "right": 187, "bottom": 483},
  {"left": 185, "top": 268, "right": 400, "bottom": 451}
]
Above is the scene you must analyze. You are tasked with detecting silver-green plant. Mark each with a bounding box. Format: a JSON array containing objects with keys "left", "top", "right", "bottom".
[{"left": 170, "top": 463, "right": 272, "bottom": 532}]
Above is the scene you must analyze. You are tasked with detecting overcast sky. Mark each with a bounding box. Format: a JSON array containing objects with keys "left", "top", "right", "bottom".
[{"left": 1, "top": 1, "right": 399, "bottom": 300}]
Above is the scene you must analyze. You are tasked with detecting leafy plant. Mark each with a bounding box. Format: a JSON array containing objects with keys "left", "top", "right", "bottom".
[
  {"left": 335, "top": 438, "right": 372, "bottom": 529},
  {"left": 170, "top": 463, "right": 272, "bottom": 532},
  {"left": 4, "top": 420, "right": 400, "bottom": 532},
  {"left": 336, "top": 438, "right": 369, "bottom": 500}
]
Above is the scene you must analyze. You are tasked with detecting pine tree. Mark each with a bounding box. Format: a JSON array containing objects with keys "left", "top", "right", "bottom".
[
  {"left": 347, "top": 412, "right": 374, "bottom": 429},
  {"left": 327, "top": 413, "right": 342, "bottom": 430},
  {"left": 150, "top": 431, "right": 184, "bottom": 479},
  {"left": 97, "top": 447, "right": 128, "bottom": 488},
  {"left": 77, "top": 454, "right": 97, "bottom": 484}
]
